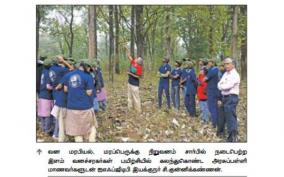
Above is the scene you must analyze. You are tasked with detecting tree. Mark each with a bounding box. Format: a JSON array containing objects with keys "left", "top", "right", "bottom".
[
  {"left": 130, "top": 6, "right": 135, "bottom": 57},
  {"left": 108, "top": 5, "right": 114, "bottom": 82},
  {"left": 135, "top": 5, "right": 144, "bottom": 58},
  {"left": 36, "top": 6, "right": 41, "bottom": 60},
  {"left": 231, "top": 6, "right": 239, "bottom": 61},
  {"left": 88, "top": 5, "right": 97, "bottom": 60},
  {"left": 240, "top": 6, "right": 247, "bottom": 80},
  {"left": 114, "top": 5, "right": 120, "bottom": 74}
]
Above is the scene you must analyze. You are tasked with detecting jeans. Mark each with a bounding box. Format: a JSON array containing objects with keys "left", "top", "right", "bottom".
[
  {"left": 184, "top": 90, "right": 196, "bottom": 117},
  {"left": 93, "top": 97, "right": 99, "bottom": 112},
  {"left": 158, "top": 83, "right": 170, "bottom": 109},
  {"left": 171, "top": 86, "right": 180, "bottom": 109},
  {"left": 199, "top": 101, "right": 210, "bottom": 122},
  {"left": 207, "top": 90, "right": 219, "bottom": 126},
  {"left": 219, "top": 95, "right": 239, "bottom": 137},
  {"left": 40, "top": 116, "right": 54, "bottom": 134}
]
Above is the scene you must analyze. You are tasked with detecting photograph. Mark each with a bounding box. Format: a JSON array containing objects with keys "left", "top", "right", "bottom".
[{"left": 36, "top": 5, "right": 247, "bottom": 143}]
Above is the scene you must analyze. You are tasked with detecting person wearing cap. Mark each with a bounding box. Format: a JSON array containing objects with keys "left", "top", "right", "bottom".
[
  {"left": 63, "top": 60, "right": 97, "bottom": 142},
  {"left": 48, "top": 55, "right": 73, "bottom": 142},
  {"left": 217, "top": 58, "right": 240, "bottom": 142},
  {"left": 170, "top": 60, "right": 183, "bottom": 110},
  {"left": 204, "top": 59, "right": 220, "bottom": 128},
  {"left": 37, "top": 58, "right": 55, "bottom": 137},
  {"left": 125, "top": 47, "right": 143, "bottom": 113},
  {"left": 180, "top": 61, "right": 198, "bottom": 117},
  {"left": 157, "top": 58, "right": 171, "bottom": 110}
]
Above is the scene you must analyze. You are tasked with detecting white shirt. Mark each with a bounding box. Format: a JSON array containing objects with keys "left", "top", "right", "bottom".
[{"left": 217, "top": 68, "right": 240, "bottom": 95}]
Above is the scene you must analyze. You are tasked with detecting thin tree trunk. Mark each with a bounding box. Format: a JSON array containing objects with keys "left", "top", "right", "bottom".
[
  {"left": 69, "top": 5, "right": 74, "bottom": 57},
  {"left": 130, "top": 5, "right": 135, "bottom": 57},
  {"left": 114, "top": 5, "right": 120, "bottom": 74},
  {"left": 108, "top": 5, "right": 114, "bottom": 82},
  {"left": 36, "top": 6, "right": 41, "bottom": 60},
  {"left": 209, "top": 6, "right": 214, "bottom": 56},
  {"left": 164, "top": 7, "right": 171, "bottom": 59},
  {"left": 231, "top": 6, "right": 239, "bottom": 60},
  {"left": 240, "top": 6, "right": 247, "bottom": 80}
]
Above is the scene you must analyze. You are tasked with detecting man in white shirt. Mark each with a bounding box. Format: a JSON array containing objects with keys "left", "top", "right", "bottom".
[{"left": 217, "top": 57, "right": 240, "bottom": 142}]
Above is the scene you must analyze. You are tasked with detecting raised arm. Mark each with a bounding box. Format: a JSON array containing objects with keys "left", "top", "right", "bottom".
[{"left": 124, "top": 46, "right": 133, "bottom": 61}]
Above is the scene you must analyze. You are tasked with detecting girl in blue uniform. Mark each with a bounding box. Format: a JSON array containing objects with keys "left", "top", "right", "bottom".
[
  {"left": 157, "top": 58, "right": 171, "bottom": 109},
  {"left": 64, "top": 60, "right": 97, "bottom": 142}
]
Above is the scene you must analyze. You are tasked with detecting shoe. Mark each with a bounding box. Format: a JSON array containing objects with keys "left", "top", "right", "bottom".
[{"left": 226, "top": 131, "right": 237, "bottom": 142}]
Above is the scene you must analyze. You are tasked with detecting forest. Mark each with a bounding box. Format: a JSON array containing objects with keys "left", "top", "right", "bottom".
[{"left": 36, "top": 5, "right": 247, "bottom": 142}]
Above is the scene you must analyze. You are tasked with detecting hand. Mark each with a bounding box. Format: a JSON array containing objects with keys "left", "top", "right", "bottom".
[
  {"left": 57, "top": 56, "right": 64, "bottom": 63},
  {"left": 217, "top": 100, "right": 222, "bottom": 107}
]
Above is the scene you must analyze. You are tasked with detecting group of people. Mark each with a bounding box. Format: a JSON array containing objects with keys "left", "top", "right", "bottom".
[
  {"left": 126, "top": 51, "right": 241, "bottom": 142},
  {"left": 37, "top": 50, "right": 241, "bottom": 143},
  {"left": 37, "top": 56, "right": 107, "bottom": 142}
]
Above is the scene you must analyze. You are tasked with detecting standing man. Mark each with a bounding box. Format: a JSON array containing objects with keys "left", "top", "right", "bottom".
[
  {"left": 205, "top": 59, "right": 219, "bottom": 127},
  {"left": 158, "top": 58, "right": 171, "bottom": 109},
  {"left": 180, "top": 61, "right": 198, "bottom": 117},
  {"left": 217, "top": 58, "right": 240, "bottom": 142},
  {"left": 170, "top": 60, "right": 183, "bottom": 110},
  {"left": 125, "top": 47, "right": 143, "bottom": 113}
]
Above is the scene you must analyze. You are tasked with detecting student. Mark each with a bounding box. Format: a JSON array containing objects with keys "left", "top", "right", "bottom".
[
  {"left": 95, "top": 60, "right": 107, "bottom": 111},
  {"left": 49, "top": 55, "right": 73, "bottom": 142},
  {"left": 170, "top": 60, "right": 183, "bottom": 110},
  {"left": 37, "top": 58, "right": 54, "bottom": 136},
  {"left": 158, "top": 58, "right": 171, "bottom": 109},
  {"left": 125, "top": 47, "right": 143, "bottom": 113},
  {"left": 197, "top": 67, "right": 210, "bottom": 123},
  {"left": 181, "top": 61, "right": 198, "bottom": 117},
  {"left": 217, "top": 58, "right": 240, "bottom": 142},
  {"left": 63, "top": 60, "right": 97, "bottom": 142},
  {"left": 217, "top": 62, "right": 226, "bottom": 137},
  {"left": 204, "top": 59, "right": 219, "bottom": 128}
]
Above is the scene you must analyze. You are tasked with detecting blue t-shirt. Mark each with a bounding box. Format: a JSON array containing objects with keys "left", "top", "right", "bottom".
[
  {"left": 181, "top": 68, "right": 197, "bottom": 95},
  {"left": 64, "top": 69, "right": 94, "bottom": 110},
  {"left": 171, "top": 67, "right": 182, "bottom": 87},
  {"left": 206, "top": 66, "right": 219, "bottom": 91},
  {"left": 159, "top": 63, "right": 171, "bottom": 84},
  {"left": 48, "top": 64, "right": 69, "bottom": 107},
  {"left": 39, "top": 68, "right": 53, "bottom": 100}
]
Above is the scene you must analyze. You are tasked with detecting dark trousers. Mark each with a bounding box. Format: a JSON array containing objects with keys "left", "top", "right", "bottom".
[
  {"left": 158, "top": 83, "right": 170, "bottom": 109},
  {"left": 171, "top": 86, "right": 180, "bottom": 109},
  {"left": 218, "top": 94, "right": 239, "bottom": 140},
  {"left": 207, "top": 90, "right": 219, "bottom": 126},
  {"left": 184, "top": 92, "right": 196, "bottom": 117}
]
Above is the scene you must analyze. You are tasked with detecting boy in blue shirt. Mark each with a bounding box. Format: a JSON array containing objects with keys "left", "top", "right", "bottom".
[
  {"left": 170, "top": 60, "right": 183, "bottom": 110},
  {"left": 157, "top": 58, "right": 171, "bottom": 109}
]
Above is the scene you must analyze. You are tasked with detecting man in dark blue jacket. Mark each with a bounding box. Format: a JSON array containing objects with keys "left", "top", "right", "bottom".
[{"left": 205, "top": 59, "right": 219, "bottom": 127}]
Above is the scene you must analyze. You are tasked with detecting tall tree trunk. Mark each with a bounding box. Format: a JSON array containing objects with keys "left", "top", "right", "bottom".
[
  {"left": 164, "top": 7, "right": 172, "bottom": 59},
  {"left": 88, "top": 5, "right": 97, "bottom": 60},
  {"left": 240, "top": 6, "right": 247, "bottom": 80},
  {"left": 135, "top": 5, "right": 144, "bottom": 58},
  {"left": 209, "top": 6, "right": 214, "bottom": 56},
  {"left": 69, "top": 5, "right": 74, "bottom": 57},
  {"left": 36, "top": 6, "right": 41, "bottom": 60},
  {"left": 114, "top": 5, "right": 120, "bottom": 74},
  {"left": 130, "top": 6, "right": 135, "bottom": 57},
  {"left": 108, "top": 5, "right": 114, "bottom": 82},
  {"left": 231, "top": 6, "right": 239, "bottom": 61}
]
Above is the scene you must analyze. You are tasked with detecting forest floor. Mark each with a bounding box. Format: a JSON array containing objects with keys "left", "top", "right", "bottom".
[{"left": 37, "top": 71, "right": 247, "bottom": 143}]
